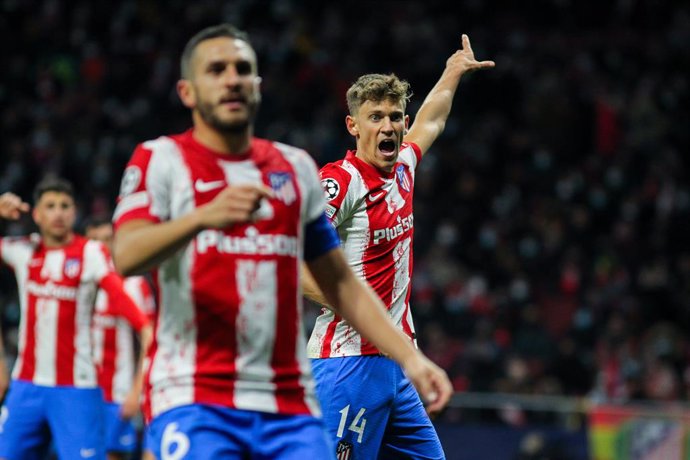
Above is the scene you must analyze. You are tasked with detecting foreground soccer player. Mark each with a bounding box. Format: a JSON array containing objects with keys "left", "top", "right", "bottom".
[
  {"left": 85, "top": 218, "right": 153, "bottom": 460},
  {"left": 0, "top": 178, "right": 146, "bottom": 460},
  {"left": 304, "top": 36, "right": 494, "bottom": 458},
  {"left": 112, "top": 24, "right": 451, "bottom": 459}
]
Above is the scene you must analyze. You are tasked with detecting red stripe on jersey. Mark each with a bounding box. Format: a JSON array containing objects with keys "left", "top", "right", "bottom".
[
  {"left": 55, "top": 242, "right": 85, "bottom": 385},
  {"left": 320, "top": 314, "right": 342, "bottom": 358},
  {"left": 114, "top": 143, "right": 156, "bottom": 230},
  {"left": 272, "top": 256, "right": 308, "bottom": 414},
  {"left": 18, "top": 294, "right": 38, "bottom": 381},
  {"left": 189, "top": 151, "right": 238, "bottom": 408}
]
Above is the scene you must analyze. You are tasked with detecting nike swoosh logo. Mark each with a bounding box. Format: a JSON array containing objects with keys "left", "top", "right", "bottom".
[
  {"left": 195, "top": 179, "right": 225, "bottom": 192},
  {"left": 368, "top": 192, "right": 384, "bottom": 201},
  {"left": 80, "top": 448, "right": 96, "bottom": 458}
]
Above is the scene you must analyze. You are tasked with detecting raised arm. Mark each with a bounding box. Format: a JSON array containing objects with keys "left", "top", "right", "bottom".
[
  {"left": 113, "top": 184, "right": 273, "bottom": 276},
  {"left": 306, "top": 247, "right": 453, "bottom": 415},
  {"left": 0, "top": 192, "right": 30, "bottom": 221},
  {"left": 405, "top": 34, "right": 495, "bottom": 155}
]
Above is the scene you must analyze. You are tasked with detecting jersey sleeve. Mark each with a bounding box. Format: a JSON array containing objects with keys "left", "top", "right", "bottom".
[
  {"left": 81, "top": 240, "right": 115, "bottom": 284},
  {"left": 319, "top": 163, "right": 353, "bottom": 228},
  {"left": 100, "top": 274, "right": 149, "bottom": 332},
  {"left": 398, "top": 142, "right": 422, "bottom": 171},
  {"left": 0, "top": 236, "right": 31, "bottom": 269},
  {"left": 113, "top": 138, "right": 172, "bottom": 229}
]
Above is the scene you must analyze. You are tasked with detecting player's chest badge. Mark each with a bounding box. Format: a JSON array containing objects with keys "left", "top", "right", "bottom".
[
  {"left": 396, "top": 164, "right": 411, "bottom": 192},
  {"left": 269, "top": 172, "right": 297, "bottom": 205},
  {"left": 64, "top": 258, "right": 81, "bottom": 279}
]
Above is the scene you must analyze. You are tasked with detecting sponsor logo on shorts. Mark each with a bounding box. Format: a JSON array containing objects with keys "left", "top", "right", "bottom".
[{"left": 80, "top": 447, "right": 97, "bottom": 458}]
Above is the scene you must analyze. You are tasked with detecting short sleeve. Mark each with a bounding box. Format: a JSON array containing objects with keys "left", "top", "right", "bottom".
[
  {"left": 0, "top": 236, "right": 34, "bottom": 269},
  {"left": 319, "top": 164, "right": 353, "bottom": 228},
  {"left": 398, "top": 142, "right": 422, "bottom": 171},
  {"left": 113, "top": 138, "right": 174, "bottom": 229},
  {"left": 81, "top": 240, "right": 115, "bottom": 284}
]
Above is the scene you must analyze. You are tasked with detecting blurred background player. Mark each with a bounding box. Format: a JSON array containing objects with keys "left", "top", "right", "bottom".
[
  {"left": 112, "top": 23, "right": 452, "bottom": 459},
  {"left": 85, "top": 217, "right": 153, "bottom": 460},
  {"left": 0, "top": 178, "right": 144, "bottom": 460},
  {"left": 303, "top": 35, "right": 494, "bottom": 459}
]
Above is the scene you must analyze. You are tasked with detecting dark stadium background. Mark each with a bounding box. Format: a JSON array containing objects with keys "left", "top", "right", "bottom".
[{"left": 1, "top": 1, "right": 688, "bottom": 458}]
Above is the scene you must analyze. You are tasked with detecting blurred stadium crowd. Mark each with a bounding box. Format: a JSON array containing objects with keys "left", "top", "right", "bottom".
[{"left": 1, "top": 0, "right": 689, "bottom": 423}]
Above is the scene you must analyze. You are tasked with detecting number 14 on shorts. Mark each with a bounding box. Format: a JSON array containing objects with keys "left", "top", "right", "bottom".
[{"left": 336, "top": 405, "right": 367, "bottom": 443}]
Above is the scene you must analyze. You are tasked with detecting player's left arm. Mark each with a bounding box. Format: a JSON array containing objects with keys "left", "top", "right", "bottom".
[
  {"left": 405, "top": 34, "right": 495, "bottom": 155},
  {"left": 121, "top": 323, "right": 152, "bottom": 419}
]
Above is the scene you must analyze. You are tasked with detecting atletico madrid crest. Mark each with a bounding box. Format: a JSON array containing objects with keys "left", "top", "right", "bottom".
[
  {"left": 269, "top": 172, "right": 297, "bottom": 205},
  {"left": 396, "top": 164, "right": 410, "bottom": 192},
  {"left": 336, "top": 440, "right": 353, "bottom": 460},
  {"left": 64, "top": 258, "right": 81, "bottom": 278}
]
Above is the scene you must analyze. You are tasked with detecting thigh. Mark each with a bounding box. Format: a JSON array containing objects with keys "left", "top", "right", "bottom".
[
  {"left": 103, "top": 403, "right": 138, "bottom": 454},
  {"left": 46, "top": 387, "right": 106, "bottom": 460},
  {"left": 0, "top": 381, "right": 51, "bottom": 460},
  {"left": 312, "top": 356, "right": 396, "bottom": 459},
  {"left": 379, "top": 374, "right": 445, "bottom": 460},
  {"left": 255, "top": 413, "right": 334, "bottom": 460},
  {"left": 147, "top": 405, "right": 250, "bottom": 460}
]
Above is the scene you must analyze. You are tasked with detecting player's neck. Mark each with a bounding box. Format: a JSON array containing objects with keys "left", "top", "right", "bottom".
[
  {"left": 193, "top": 122, "right": 252, "bottom": 156},
  {"left": 41, "top": 231, "right": 74, "bottom": 248}
]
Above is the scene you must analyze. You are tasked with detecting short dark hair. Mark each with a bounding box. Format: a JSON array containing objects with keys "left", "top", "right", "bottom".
[
  {"left": 180, "top": 24, "right": 252, "bottom": 79},
  {"left": 33, "top": 177, "right": 75, "bottom": 203}
]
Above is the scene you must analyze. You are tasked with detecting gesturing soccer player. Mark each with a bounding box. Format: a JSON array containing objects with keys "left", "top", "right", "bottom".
[
  {"left": 111, "top": 23, "right": 452, "bottom": 459},
  {"left": 85, "top": 218, "right": 153, "bottom": 460},
  {"left": 0, "top": 178, "right": 147, "bottom": 460},
  {"left": 304, "top": 35, "right": 495, "bottom": 459}
]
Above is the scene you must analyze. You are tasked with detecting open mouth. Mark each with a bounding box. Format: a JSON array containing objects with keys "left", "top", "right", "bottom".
[
  {"left": 220, "top": 94, "right": 246, "bottom": 109},
  {"left": 378, "top": 139, "right": 397, "bottom": 157}
]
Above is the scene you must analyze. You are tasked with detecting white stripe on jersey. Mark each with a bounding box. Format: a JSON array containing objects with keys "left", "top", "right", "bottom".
[
  {"left": 146, "top": 139, "right": 198, "bottom": 417},
  {"left": 233, "top": 260, "right": 278, "bottom": 411},
  {"left": 33, "top": 297, "right": 59, "bottom": 385}
]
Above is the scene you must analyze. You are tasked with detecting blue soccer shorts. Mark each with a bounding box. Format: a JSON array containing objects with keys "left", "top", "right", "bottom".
[
  {"left": 311, "top": 355, "right": 445, "bottom": 459},
  {"left": 103, "top": 402, "right": 138, "bottom": 454},
  {"left": 0, "top": 380, "right": 106, "bottom": 460},
  {"left": 146, "top": 404, "right": 334, "bottom": 459}
]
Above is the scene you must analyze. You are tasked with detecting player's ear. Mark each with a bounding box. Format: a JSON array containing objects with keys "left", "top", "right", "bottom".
[
  {"left": 177, "top": 79, "right": 196, "bottom": 109},
  {"left": 404, "top": 114, "right": 410, "bottom": 134},
  {"left": 346, "top": 115, "right": 359, "bottom": 137}
]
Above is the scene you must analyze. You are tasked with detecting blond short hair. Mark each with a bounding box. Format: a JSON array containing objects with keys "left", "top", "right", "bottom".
[{"left": 346, "top": 73, "right": 412, "bottom": 116}]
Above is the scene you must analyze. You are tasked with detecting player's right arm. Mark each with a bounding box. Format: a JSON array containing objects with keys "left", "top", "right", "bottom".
[
  {"left": 0, "top": 192, "right": 30, "bottom": 400},
  {"left": 114, "top": 185, "right": 273, "bottom": 275}
]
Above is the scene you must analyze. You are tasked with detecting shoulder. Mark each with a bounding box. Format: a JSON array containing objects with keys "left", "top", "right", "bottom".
[
  {"left": 398, "top": 142, "right": 422, "bottom": 167},
  {"left": 1, "top": 234, "right": 38, "bottom": 256},
  {"left": 319, "top": 160, "right": 356, "bottom": 203}
]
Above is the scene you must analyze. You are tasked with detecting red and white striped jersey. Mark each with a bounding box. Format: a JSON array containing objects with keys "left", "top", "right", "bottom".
[
  {"left": 114, "top": 130, "right": 327, "bottom": 419},
  {"left": 307, "top": 143, "right": 422, "bottom": 358},
  {"left": 0, "top": 233, "right": 122, "bottom": 387},
  {"left": 92, "top": 276, "right": 153, "bottom": 403}
]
